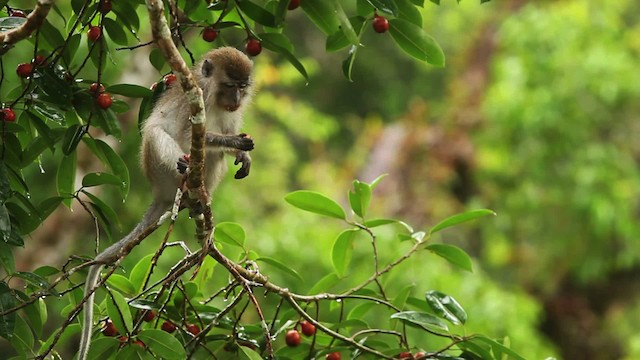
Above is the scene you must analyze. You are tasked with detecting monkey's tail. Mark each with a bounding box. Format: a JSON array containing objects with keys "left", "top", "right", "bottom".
[
  {"left": 78, "top": 264, "right": 104, "bottom": 360},
  {"left": 78, "top": 201, "right": 169, "bottom": 360}
]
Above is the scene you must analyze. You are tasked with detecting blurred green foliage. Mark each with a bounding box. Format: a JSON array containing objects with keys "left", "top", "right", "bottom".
[{"left": 2, "top": 0, "right": 640, "bottom": 358}]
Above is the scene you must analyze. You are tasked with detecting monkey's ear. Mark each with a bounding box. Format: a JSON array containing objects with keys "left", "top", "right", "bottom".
[{"left": 202, "top": 59, "right": 214, "bottom": 77}]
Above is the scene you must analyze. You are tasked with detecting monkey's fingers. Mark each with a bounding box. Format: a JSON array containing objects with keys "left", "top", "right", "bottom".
[
  {"left": 176, "top": 156, "right": 189, "bottom": 175},
  {"left": 236, "top": 136, "right": 254, "bottom": 151}
]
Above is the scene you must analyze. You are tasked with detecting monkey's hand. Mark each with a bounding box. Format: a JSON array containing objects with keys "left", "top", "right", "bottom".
[
  {"left": 177, "top": 154, "right": 190, "bottom": 175},
  {"left": 206, "top": 133, "right": 254, "bottom": 152},
  {"left": 234, "top": 151, "right": 252, "bottom": 179}
]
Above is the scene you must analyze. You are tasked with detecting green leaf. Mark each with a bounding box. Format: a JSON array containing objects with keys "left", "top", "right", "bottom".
[
  {"left": 32, "top": 65, "right": 73, "bottom": 106},
  {"left": 0, "top": 243, "right": 16, "bottom": 274},
  {"left": 301, "top": 0, "right": 341, "bottom": 35},
  {"left": 192, "top": 256, "right": 216, "bottom": 290},
  {"left": 95, "top": 139, "right": 129, "bottom": 199},
  {"left": 347, "top": 302, "right": 375, "bottom": 320},
  {"left": 113, "top": 1, "right": 141, "bottom": 32},
  {"left": 0, "top": 281, "right": 17, "bottom": 339},
  {"left": 10, "top": 315, "right": 33, "bottom": 354},
  {"left": 107, "top": 290, "right": 133, "bottom": 335},
  {"left": 259, "top": 33, "right": 308, "bottom": 81},
  {"left": 424, "top": 290, "right": 467, "bottom": 325},
  {"left": 129, "top": 254, "right": 153, "bottom": 293},
  {"left": 82, "top": 190, "right": 120, "bottom": 236},
  {"left": 38, "top": 196, "right": 64, "bottom": 221},
  {"left": 31, "top": 102, "right": 66, "bottom": 125},
  {"left": 149, "top": 48, "right": 166, "bottom": 73},
  {"left": 348, "top": 180, "right": 372, "bottom": 218},
  {"left": 39, "top": 323, "right": 80, "bottom": 355},
  {"left": 342, "top": 46, "right": 358, "bottom": 82},
  {"left": 106, "top": 274, "right": 136, "bottom": 297},
  {"left": 390, "top": 311, "right": 448, "bottom": 332},
  {"left": 23, "top": 298, "right": 46, "bottom": 338},
  {"left": 364, "top": 219, "right": 414, "bottom": 234},
  {"left": 86, "top": 337, "right": 120, "bottom": 359},
  {"left": 284, "top": 190, "right": 346, "bottom": 220},
  {"left": 57, "top": 152, "right": 77, "bottom": 208},
  {"left": 239, "top": 345, "right": 263, "bottom": 360},
  {"left": 61, "top": 33, "right": 81, "bottom": 65},
  {"left": 61, "top": 124, "right": 85, "bottom": 155},
  {"left": 256, "top": 257, "right": 303, "bottom": 281},
  {"left": 237, "top": 0, "right": 276, "bottom": 27},
  {"left": 0, "top": 204, "right": 11, "bottom": 243},
  {"left": 429, "top": 209, "right": 496, "bottom": 235},
  {"left": 40, "top": 20, "right": 65, "bottom": 49},
  {"left": 333, "top": 0, "right": 360, "bottom": 46},
  {"left": 308, "top": 272, "right": 339, "bottom": 294},
  {"left": 471, "top": 336, "right": 526, "bottom": 360},
  {"left": 397, "top": 0, "right": 422, "bottom": 26},
  {"left": 128, "top": 299, "right": 156, "bottom": 311},
  {"left": 82, "top": 172, "right": 122, "bottom": 188},
  {"left": 94, "top": 106, "right": 122, "bottom": 138},
  {"left": 0, "top": 16, "right": 26, "bottom": 31},
  {"left": 214, "top": 222, "right": 246, "bottom": 247},
  {"left": 389, "top": 18, "right": 445, "bottom": 66},
  {"left": 12, "top": 271, "right": 50, "bottom": 290},
  {"left": 425, "top": 244, "right": 473, "bottom": 272},
  {"left": 332, "top": 229, "right": 358, "bottom": 277},
  {"left": 103, "top": 18, "right": 129, "bottom": 46},
  {"left": 326, "top": 16, "right": 366, "bottom": 52},
  {"left": 138, "top": 329, "right": 186, "bottom": 360},
  {"left": 392, "top": 284, "right": 415, "bottom": 309},
  {"left": 106, "top": 84, "right": 153, "bottom": 98},
  {"left": 26, "top": 111, "right": 55, "bottom": 148},
  {"left": 367, "top": 0, "right": 398, "bottom": 16}
]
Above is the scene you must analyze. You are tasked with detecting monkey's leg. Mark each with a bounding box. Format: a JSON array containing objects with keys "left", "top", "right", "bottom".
[{"left": 233, "top": 151, "right": 251, "bottom": 179}]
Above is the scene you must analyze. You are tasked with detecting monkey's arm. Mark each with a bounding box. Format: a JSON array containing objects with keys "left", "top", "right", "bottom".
[
  {"left": 205, "top": 132, "right": 254, "bottom": 151},
  {"left": 205, "top": 132, "right": 254, "bottom": 179}
]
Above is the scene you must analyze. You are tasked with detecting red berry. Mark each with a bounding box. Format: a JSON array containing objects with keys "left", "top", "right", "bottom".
[
  {"left": 16, "top": 63, "right": 33, "bottom": 78},
  {"left": 99, "top": 0, "right": 112, "bottom": 14},
  {"left": 202, "top": 27, "right": 218, "bottom": 42},
  {"left": 88, "top": 26, "right": 102, "bottom": 42},
  {"left": 133, "top": 339, "right": 145, "bottom": 348},
  {"left": 96, "top": 93, "right": 113, "bottom": 109},
  {"left": 163, "top": 74, "right": 177, "bottom": 86},
  {"left": 372, "top": 15, "right": 389, "bottom": 33},
  {"left": 288, "top": 0, "right": 300, "bottom": 10},
  {"left": 102, "top": 320, "right": 118, "bottom": 337},
  {"left": 300, "top": 321, "right": 316, "bottom": 337},
  {"left": 186, "top": 323, "right": 201, "bottom": 335},
  {"left": 10, "top": 10, "right": 26, "bottom": 18},
  {"left": 285, "top": 329, "right": 301, "bottom": 347},
  {"left": 245, "top": 38, "right": 262, "bottom": 57},
  {"left": 398, "top": 352, "right": 413, "bottom": 359},
  {"left": 326, "top": 352, "right": 341, "bottom": 360},
  {"left": 34, "top": 55, "right": 46, "bottom": 66},
  {"left": 414, "top": 352, "right": 425, "bottom": 359},
  {"left": 161, "top": 321, "right": 177, "bottom": 333},
  {"left": 142, "top": 310, "right": 155, "bottom": 322},
  {"left": 2, "top": 108, "right": 16, "bottom": 122},
  {"left": 89, "top": 82, "right": 105, "bottom": 93}
]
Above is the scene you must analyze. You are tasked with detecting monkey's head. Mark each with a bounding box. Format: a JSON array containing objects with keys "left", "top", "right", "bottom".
[{"left": 200, "top": 47, "right": 253, "bottom": 112}]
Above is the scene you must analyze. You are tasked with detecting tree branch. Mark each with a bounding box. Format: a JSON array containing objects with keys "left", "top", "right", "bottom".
[{"left": 0, "top": 0, "right": 56, "bottom": 55}]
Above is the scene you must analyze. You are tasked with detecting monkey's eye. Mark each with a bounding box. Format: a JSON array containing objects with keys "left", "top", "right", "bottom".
[
  {"left": 238, "top": 82, "right": 248, "bottom": 89},
  {"left": 223, "top": 83, "right": 235, "bottom": 88}
]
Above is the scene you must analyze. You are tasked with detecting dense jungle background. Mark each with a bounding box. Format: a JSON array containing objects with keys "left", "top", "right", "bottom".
[{"left": 2, "top": 0, "right": 640, "bottom": 359}]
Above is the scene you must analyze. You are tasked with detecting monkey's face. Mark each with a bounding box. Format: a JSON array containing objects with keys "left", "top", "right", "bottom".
[{"left": 217, "top": 80, "right": 250, "bottom": 112}]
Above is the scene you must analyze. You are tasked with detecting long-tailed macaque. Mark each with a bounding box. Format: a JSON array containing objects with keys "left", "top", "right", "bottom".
[{"left": 78, "top": 47, "right": 255, "bottom": 359}]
